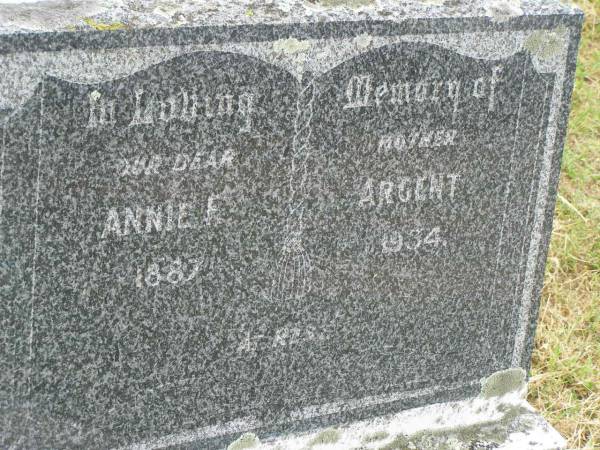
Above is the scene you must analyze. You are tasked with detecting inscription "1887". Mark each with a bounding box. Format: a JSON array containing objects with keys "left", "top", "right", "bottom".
[{"left": 136, "top": 256, "right": 204, "bottom": 288}]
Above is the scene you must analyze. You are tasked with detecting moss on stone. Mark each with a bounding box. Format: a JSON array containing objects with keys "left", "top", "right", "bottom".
[
  {"left": 362, "top": 430, "right": 390, "bottom": 443},
  {"left": 479, "top": 368, "right": 526, "bottom": 399},
  {"left": 377, "top": 434, "right": 411, "bottom": 450},
  {"left": 82, "top": 18, "right": 128, "bottom": 31},
  {"left": 227, "top": 432, "right": 259, "bottom": 450},
  {"left": 309, "top": 428, "right": 341, "bottom": 446}
]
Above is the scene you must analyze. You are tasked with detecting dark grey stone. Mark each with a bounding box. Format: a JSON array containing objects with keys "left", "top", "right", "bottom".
[{"left": 0, "top": 1, "right": 582, "bottom": 449}]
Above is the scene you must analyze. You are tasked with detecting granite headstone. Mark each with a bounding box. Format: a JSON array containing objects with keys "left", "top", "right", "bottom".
[{"left": 0, "top": 1, "right": 582, "bottom": 448}]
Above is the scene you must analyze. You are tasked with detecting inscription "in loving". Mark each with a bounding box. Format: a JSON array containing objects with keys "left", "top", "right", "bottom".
[{"left": 87, "top": 88, "right": 256, "bottom": 132}]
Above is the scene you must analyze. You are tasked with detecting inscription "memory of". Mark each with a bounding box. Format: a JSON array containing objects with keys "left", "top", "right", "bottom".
[{"left": 344, "top": 66, "right": 503, "bottom": 115}]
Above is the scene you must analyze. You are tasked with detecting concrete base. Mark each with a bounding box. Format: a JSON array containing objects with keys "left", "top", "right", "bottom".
[{"left": 227, "top": 391, "right": 565, "bottom": 450}]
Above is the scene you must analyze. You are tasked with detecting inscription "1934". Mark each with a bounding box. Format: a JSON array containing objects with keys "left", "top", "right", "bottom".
[{"left": 383, "top": 227, "right": 446, "bottom": 254}]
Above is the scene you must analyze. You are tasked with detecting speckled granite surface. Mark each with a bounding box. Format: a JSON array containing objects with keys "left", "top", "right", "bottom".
[{"left": 0, "top": 1, "right": 582, "bottom": 449}]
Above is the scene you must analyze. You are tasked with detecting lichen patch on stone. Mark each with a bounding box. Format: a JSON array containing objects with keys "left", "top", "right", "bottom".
[
  {"left": 228, "top": 432, "right": 260, "bottom": 450},
  {"left": 479, "top": 368, "right": 527, "bottom": 399},
  {"left": 353, "top": 33, "right": 373, "bottom": 49},
  {"left": 524, "top": 27, "right": 568, "bottom": 60},
  {"left": 375, "top": 403, "right": 532, "bottom": 449},
  {"left": 419, "top": 0, "right": 445, "bottom": 6},
  {"left": 311, "top": 0, "right": 375, "bottom": 9},
  {"left": 485, "top": 0, "right": 524, "bottom": 22},
  {"left": 273, "top": 37, "right": 312, "bottom": 55}
]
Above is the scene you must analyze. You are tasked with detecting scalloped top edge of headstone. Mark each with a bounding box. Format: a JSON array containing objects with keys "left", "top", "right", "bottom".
[{"left": 0, "top": 0, "right": 582, "bottom": 36}]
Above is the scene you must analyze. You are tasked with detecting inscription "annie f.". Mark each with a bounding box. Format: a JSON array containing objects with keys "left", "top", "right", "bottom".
[{"left": 100, "top": 198, "right": 224, "bottom": 240}]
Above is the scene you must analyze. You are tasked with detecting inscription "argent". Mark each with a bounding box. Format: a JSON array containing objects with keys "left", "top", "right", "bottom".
[{"left": 359, "top": 174, "right": 460, "bottom": 207}]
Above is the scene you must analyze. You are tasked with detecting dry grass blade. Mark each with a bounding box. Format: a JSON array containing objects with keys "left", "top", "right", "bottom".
[{"left": 528, "top": 1, "right": 600, "bottom": 447}]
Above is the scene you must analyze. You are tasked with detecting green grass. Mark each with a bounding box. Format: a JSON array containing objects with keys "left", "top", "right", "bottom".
[{"left": 528, "top": 1, "right": 600, "bottom": 448}]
